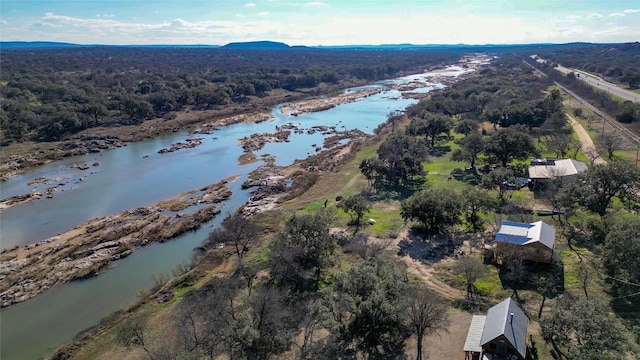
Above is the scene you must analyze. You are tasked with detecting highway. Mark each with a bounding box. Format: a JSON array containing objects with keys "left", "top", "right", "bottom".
[
  {"left": 555, "top": 65, "right": 640, "bottom": 103},
  {"left": 523, "top": 60, "right": 640, "bottom": 148}
]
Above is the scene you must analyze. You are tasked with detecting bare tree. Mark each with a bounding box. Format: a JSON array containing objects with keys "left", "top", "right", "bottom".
[
  {"left": 117, "top": 314, "right": 163, "bottom": 360},
  {"left": 545, "top": 133, "right": 572, "bottom": 158},
  {"left": 207, "top": 211, "right": 260, "bottom": 265},
  {"left": 598, "top": 131, "right": 622, "bottom": 160},
  {"left": 403, "top": 285, "right": 449, "bottom": 360},
  {"left": 453, "top": 256, "right": 488, "bottom": 299},
  {"left": 584, "top": 146, "right": 601, "bottom": 166},
  {"left": 386, "top": 110, "right": 404, "bottom": 132},
  {"left": 577, "top": 263, "right": 591, "bottom": 300},
  {"left": 346, "top": 232, "right": 392, "bottom": 260}
]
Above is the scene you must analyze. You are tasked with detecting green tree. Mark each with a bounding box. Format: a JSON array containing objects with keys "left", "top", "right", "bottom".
[
  {"left": 268, "top": 210, "right": 337, "bottom": 291},
  {"left": 376, "top": 132, "right": 429, "bottom": 186},
  {"left": 622, "top": 67, "right": 640, "bottom": 89},
  {"left": 337, "top": 194, "right": 372, "bottom": 227},
  {"left": 333, "top": 259, "right": 411, "bottom": 359},
  {"left": 82, "top": 102, "right": 108, "bottom": 126},
  {"left": 454, "top": 119, "right": 479, "bottom": 137},
  {"left": 120, "top": 96, "right": 152, "bottom": 122},
  {"left": 484, "top": 125, "right": 537, "bottom": 167},
  {"left": 544, "top": 132, "right": 575, "bottom": 158},
  {"left": 481, "top": 167, "right": 516, "bottom": 202},
  {"left": 407, "top": 112, "right": 453, "bottom": 148},
  {"left": 461, "top": 187, "right": 496, "bottom": 232},
  {"left": 359, "top": 157, "right": 386, "bottom": 188},
  {"left": 451, "top": 132, "right": 485, "bottom": 170},
  {"left": 541, "top": 298, "right": 629, "bottom": 359},
  {"left": 615, "top": 102, "right": 640, "bottom": 124},
  {"left": 603, "top": 215, "right": 640, "bottom": 302},
  {"left": 575, "top": 161, "right": 640, "bottom": 216},
  {"left": 400, "top": 188, "right": 463, "bottom": 235}
]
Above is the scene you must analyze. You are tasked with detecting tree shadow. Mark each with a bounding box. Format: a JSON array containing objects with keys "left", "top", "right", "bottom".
[
  {"left": 365, "top": 184, "right": 420, "bottom": 202},
  {"left": 494, "top": 253, "right": 565, "bottom": 304},
  {"left": 397, "top": 229, "right": 467, "bottom": 264},
  {"left": 428, "top": 144, "right": 452, "bottom": 157}
]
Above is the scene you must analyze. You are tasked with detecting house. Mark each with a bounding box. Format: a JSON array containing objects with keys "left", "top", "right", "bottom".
[
  {"left": 494, "top": 220, "right": 556, "bottom": 264},
  {"left": 464, "top": 297, "right": 529, "bottom": 360},
  {"left": 528, "top": 158, "right": 587, "bottom": 186}
]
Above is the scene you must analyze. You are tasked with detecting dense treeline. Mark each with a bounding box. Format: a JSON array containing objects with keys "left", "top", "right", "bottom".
[
  {"left": 536, "top": 42, "right": 640, "bottom": 88},
  {"left": 0, "top": 47, "right": 462, "bottom": 142}
]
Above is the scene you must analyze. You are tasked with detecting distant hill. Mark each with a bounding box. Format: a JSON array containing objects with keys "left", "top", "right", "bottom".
[
  {"left": 0, "top": 41, "right": 85, "bottom": 49},
  {"left": 0, "top": 40, "right": 631, "bottom": 52},
  {"left": 222, "top": 41, "right": 292, "bottom": 49}
]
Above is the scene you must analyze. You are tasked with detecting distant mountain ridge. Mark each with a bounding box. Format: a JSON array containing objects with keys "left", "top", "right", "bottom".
[
  {"left": 222, "top": 40, "right": 292, "bottom": 49},
  {"left": 0, "top": 41, "right": 85, "bottom": 49},
  {"left": 1, "top": 40, "right": 634, "bottom": 51}
]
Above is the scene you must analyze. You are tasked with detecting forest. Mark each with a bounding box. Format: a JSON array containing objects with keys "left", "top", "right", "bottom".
[
  {"left": 0, "top": 46, "right": 463, "bottom": 142},
  {"left": 52, "top": 53, "right": 640, "bottom": 360}
]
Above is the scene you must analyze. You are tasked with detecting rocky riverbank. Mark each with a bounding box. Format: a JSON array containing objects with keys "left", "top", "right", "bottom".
[
  {"left": 0, "top": 135, "right": 124, "bottom": 181},
  {"left": 0, "top": 178, "right": 233, "bottom": 309}
]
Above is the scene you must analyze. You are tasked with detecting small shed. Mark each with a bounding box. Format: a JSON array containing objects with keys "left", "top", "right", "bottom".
[
  {"left": 463, "top": 298, "right": 529, "bottom": 360},
  {"left": 495, "top": 220, "right": 556, "bottom": 264}
]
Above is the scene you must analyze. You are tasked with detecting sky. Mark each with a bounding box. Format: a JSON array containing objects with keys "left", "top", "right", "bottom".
[{"left": 1, "top": 0, "right": 639, "bottom": 46}]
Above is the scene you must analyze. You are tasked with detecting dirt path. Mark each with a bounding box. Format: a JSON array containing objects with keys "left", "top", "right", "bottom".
[
  {"left": 392, "top": 229, "right": 466, "bottom": 300},
  {"left": 567, "top": 113, "right": 606, "bottom": 165}
]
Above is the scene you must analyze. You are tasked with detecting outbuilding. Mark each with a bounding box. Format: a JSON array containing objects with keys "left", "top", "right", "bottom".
[
  {"left": 528, "top": 158, "right": 587, "bottom": 187},
  {"left": 463, "top": 297, "right": 529, "bottom": 360},
  {"left": 494, "top": 220, "right": 556, "bottom": 265}
]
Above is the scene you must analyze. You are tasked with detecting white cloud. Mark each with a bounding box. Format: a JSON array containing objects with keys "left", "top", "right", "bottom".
[
  {"left": 0, "top": 20, "right": 8, "bottom": 25},
  {"left": 244, "top": 2, "right": 256, "bottom": 7},
  {"left": 623, "top": 9, "right": 640, "bottom": 14},
  {"left": 609, "top": 12, "right": 625, "bottom": 17},
  {"left": 566, "top": 14, "right": 581, "bottom": 22},
  {"left": 304, "top": 1, "right": 328, "bottom": 6},
  {"left": 6, "top": 7, "right": 640, "bottom": 46}
]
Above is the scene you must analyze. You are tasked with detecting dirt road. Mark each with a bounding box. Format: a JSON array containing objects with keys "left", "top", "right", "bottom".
[{"left": 567, "top": 114, "right": 606, "bottom": 165}]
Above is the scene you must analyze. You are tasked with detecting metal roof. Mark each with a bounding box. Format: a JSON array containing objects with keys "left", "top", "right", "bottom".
[
  {"left": 463, "top": 315, "right": 486, "bottom": 353},
  {"left": 495, "top": 220, "right": 555, "bottom": 249},
  {"left": 528, "top": 158, "right": 587, "bottom": 179},
  {"left": 480, "top": 298, "right": 529, "bottom": 358}
]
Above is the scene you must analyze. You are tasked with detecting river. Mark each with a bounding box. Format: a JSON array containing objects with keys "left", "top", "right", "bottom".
[{"left": 0, "top": 66, "right": 471, "bottom": 360}]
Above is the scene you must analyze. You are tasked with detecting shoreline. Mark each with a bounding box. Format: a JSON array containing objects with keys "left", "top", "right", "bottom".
[
  {"left": 0, "top": 177, "right": 234, "bottom": 309},
  {"left": 0, "top": 60, "right": 478, "bottom": 182}
]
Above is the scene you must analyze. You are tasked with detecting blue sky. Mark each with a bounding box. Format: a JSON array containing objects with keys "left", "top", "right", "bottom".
[{"left": 1, "top": 0, "right": 639, "bottom": 45}]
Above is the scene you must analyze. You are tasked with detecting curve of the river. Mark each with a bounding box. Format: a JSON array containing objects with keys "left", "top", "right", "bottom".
[{"left": 0, "top": 66, "right": 470, "bottom": 360}]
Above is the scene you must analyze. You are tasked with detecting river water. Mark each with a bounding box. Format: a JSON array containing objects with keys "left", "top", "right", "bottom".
[{"left": 0, "top": 66, "right": 470, "bottom": 360}]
